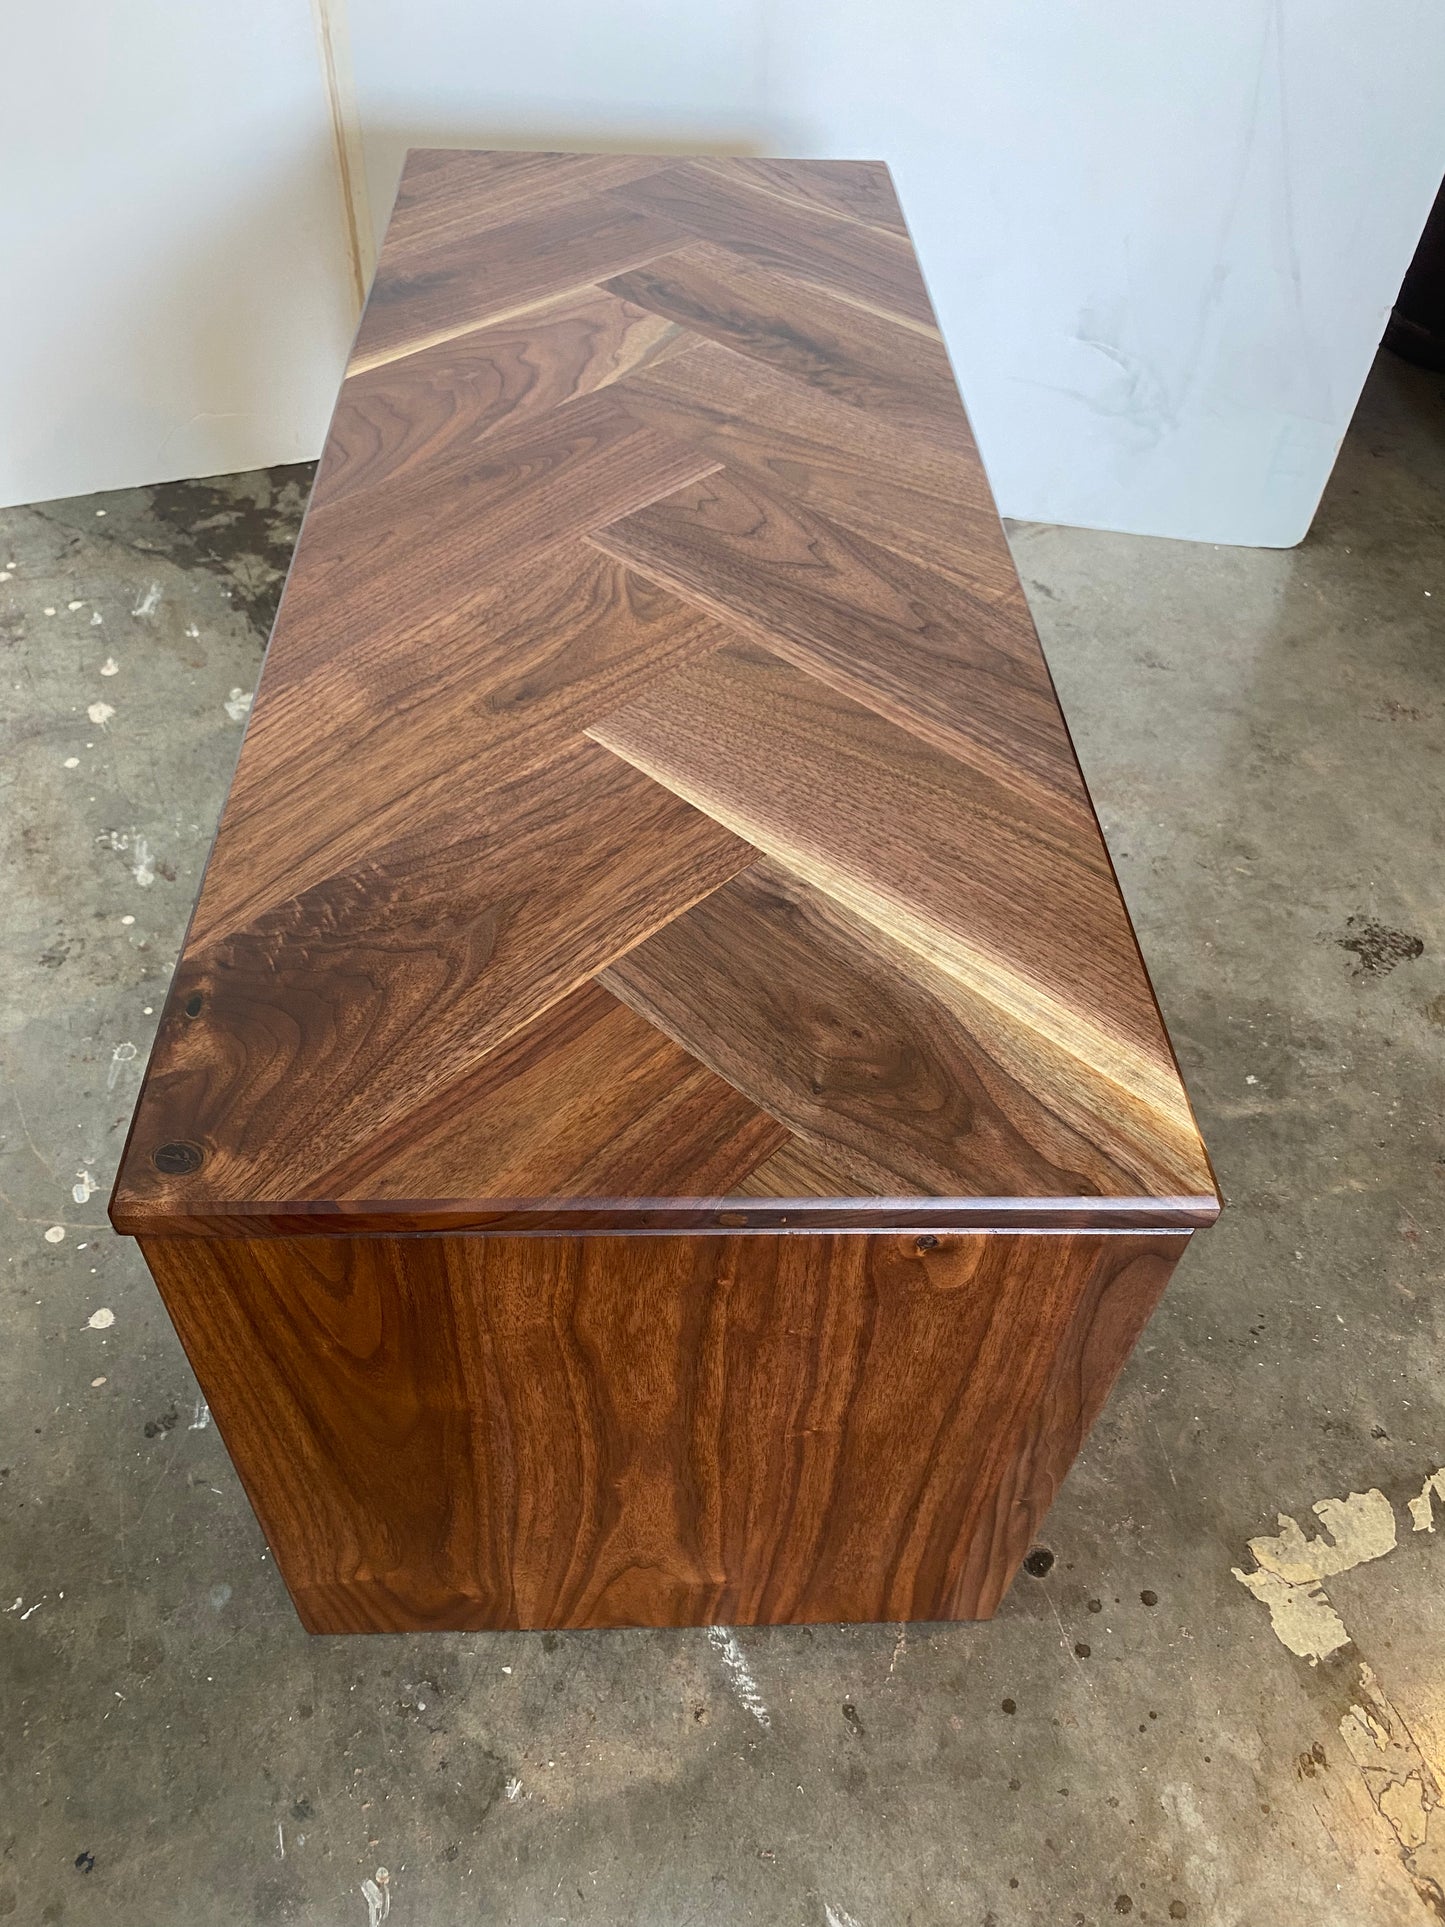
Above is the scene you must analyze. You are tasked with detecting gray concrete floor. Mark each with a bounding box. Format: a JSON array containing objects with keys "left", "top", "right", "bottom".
[{"left": 1, "top": 350, "right": 1442, "bottom": 1927}]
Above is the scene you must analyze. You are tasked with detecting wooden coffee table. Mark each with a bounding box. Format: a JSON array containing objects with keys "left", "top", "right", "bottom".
[{"left": 110, "top": 152, "right": 1219, "bottom": 1634}]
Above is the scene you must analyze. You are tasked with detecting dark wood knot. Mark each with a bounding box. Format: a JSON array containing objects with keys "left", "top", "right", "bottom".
[{"left": 153, "top": 1140, "right": 204, "bottom": 1175}]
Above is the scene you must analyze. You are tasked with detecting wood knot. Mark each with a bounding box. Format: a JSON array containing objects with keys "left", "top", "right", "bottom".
[{"left": 153, "top": 1140, "right": 204, "bottom": 1175}]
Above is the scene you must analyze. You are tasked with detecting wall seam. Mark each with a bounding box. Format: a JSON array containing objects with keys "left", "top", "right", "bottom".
[{"left": 309, "top": 0, "right": 375, "bottom": 315}]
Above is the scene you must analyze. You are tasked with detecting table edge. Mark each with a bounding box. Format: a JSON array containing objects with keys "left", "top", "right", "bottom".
[{"left": 112, "top": 1192, "right": 1222, "bottom": 1239}]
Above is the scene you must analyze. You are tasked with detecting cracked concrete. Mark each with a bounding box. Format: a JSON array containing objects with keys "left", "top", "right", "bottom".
[{"left": 1, "top": 351, "right": 1442, "bottom": 1925}]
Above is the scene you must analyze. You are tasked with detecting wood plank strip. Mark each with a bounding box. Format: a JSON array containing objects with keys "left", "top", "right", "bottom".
[
  {"left": 733, "top": 1138, "right": 863, "bottom": 1200},
  {"left": 316, "top": 287, "right": 689, "bottom": 508},
  {"left": 383, "top": 150, "right": 672, "bottom": 256},
  {"left": 189, "top": 548, "right": 733, "bottom": 949},
  {"left": 691, "top": 156, "right": 909, "bottom": 236},
  {"left": 603, "top": 858, "right": 1209, "bottom": 1200},
  {"left": 607, "top": 336, "right": 997, "bottom": 577},
  {"left": 589, "top": 465, "right": 1088, "bottom": 810},
  {"left": 605, "top": 163, "right": 935, "bottom": 327},
  {"left": 350, "top": 197, "right": 690, "bottom": 372},
  {"left": 251, "top": 389, "right": 723, "bottom": 694},
  {"left": 112, "top": 740, "right": 757, "bottom": 1230},
  {"left": 601, "top": 243, "right": 971, "bottom": 454},
  {"left": 311, "top": 979, "right": 789, "bottom": 1205},
  {"left": 587, "top": 639, "right": 1212, "bottom": 1186}
]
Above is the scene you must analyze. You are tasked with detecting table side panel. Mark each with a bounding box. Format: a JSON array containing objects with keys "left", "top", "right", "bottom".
[{"left": 140, "top": 1228, "right": 1187, "bottom": 1632}]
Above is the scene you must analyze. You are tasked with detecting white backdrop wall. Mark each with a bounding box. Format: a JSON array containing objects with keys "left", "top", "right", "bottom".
[
  {"left": 6, "top": 0, "right": 1445, "bottom": 544},
  {"left": 765, "top": 0, "right": 1445, "bottom": 544},
  {"left": 0, "top": 0, "right": 358, "bottom": 508},
  {"left": 343, "top": 0, "right": 774, "bottom": 252}
]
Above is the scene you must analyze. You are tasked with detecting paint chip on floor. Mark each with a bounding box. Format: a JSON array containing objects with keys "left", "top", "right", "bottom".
[
  {"left": 707, "top": 1625, "right": 771, "bottom": 1729},
  {"left": 1246, "top": 1490, "right": 1397, "bottom": 1585},
  {"left": 1233, "top": 1489, "right": 1394, "bottom": 1662},
  {"left": 361, "top": 1868, "right": 391, "bottom": 1926},
  {"left": 86, "top": 700, "right": 114, "bottom": 727},
  {"left": 224, "top": 688, "right": 253, "bottom": 722},
  {"left": 1337, "top": 1661, "right": 1445, "bottom": 1905},
  {"left": 44, "top": 1225, "right": 66, "bottom": 1244},
  {"left": 1232, "top": 1565, "right": 1351, "bottom": 1663},
  {"left": 107, "top": 1041, "right": 137, "bottom": 1089},
  {"left": 132, "top": 582, "right": 162, "bottom": 617},
  {"left": 87, "top": 1308, "right": 115, "bottom": 1330},
  {"left": 1408, "top": 1470, "right": 1445, "bottom": 1533},
  {"left": 1233, "top": 1480, "right": 1435, "bottom": 1664}
]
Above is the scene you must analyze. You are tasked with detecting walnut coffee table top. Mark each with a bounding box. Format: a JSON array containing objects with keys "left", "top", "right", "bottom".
[{"left": 110, "top": 151, "right": 1218, "bottom": 1239}]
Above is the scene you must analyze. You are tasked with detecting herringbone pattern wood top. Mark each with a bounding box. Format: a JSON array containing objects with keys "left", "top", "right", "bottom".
[{"left": 110, "top": 151, "right": 1218, "bottom": 1237}]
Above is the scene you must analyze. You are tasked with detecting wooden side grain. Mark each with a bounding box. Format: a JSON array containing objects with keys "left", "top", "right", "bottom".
[
  {"left": 733, "top": 1136, "right": 867, "bottom": 1201},
  {"left": 139, "top": 1229, "right": 1187, "bottom": 1631},
  {"left": 308, "top": 979, "right": 789, "bottom": 1203},
  {"left": 260, "top": 390, "right": 722, "bottom": 689},
  {"left": 382, "top": 151, "right": 672, "bottom": 256}
]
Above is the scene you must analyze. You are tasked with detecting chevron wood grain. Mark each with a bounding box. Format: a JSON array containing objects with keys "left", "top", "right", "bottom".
[
  {"left": 111, "top": 152, "right": 1219, "bottom": 1633},
  {"left": 688, "top": 156, "right": 912, "bottom": 237},
  {"left": 600, "top": 336, "right": 998, "bottom": 580},
  {"left": 601, "top": 162, "right": 937, "bottom": 327},
  {"left": 602, "top": 242, "right": 973, "bottom": 453}
]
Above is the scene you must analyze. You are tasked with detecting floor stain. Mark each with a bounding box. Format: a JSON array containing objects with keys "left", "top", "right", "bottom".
[
  {"left": 1337, "top": 916, "right": 1425, "bottom": 976},
  {"left": 142, "top": 466, "right": 315, "bottom": 635}
]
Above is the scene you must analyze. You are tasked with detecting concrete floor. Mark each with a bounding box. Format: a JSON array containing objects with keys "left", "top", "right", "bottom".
[{"left": 1, "top": 349, "right": 1442, "bottom": 1927}]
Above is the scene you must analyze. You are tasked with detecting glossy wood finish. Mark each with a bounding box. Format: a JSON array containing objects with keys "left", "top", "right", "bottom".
[
  {"left": 112, "top": 155, "right": 1218, "bottom": 1632},
  {"left": 110, "top": 151, "right": 1217, "bottom": 1239},
  {"left": 141, "top": 1228, "right": 1188, "bottom": 1632}
]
